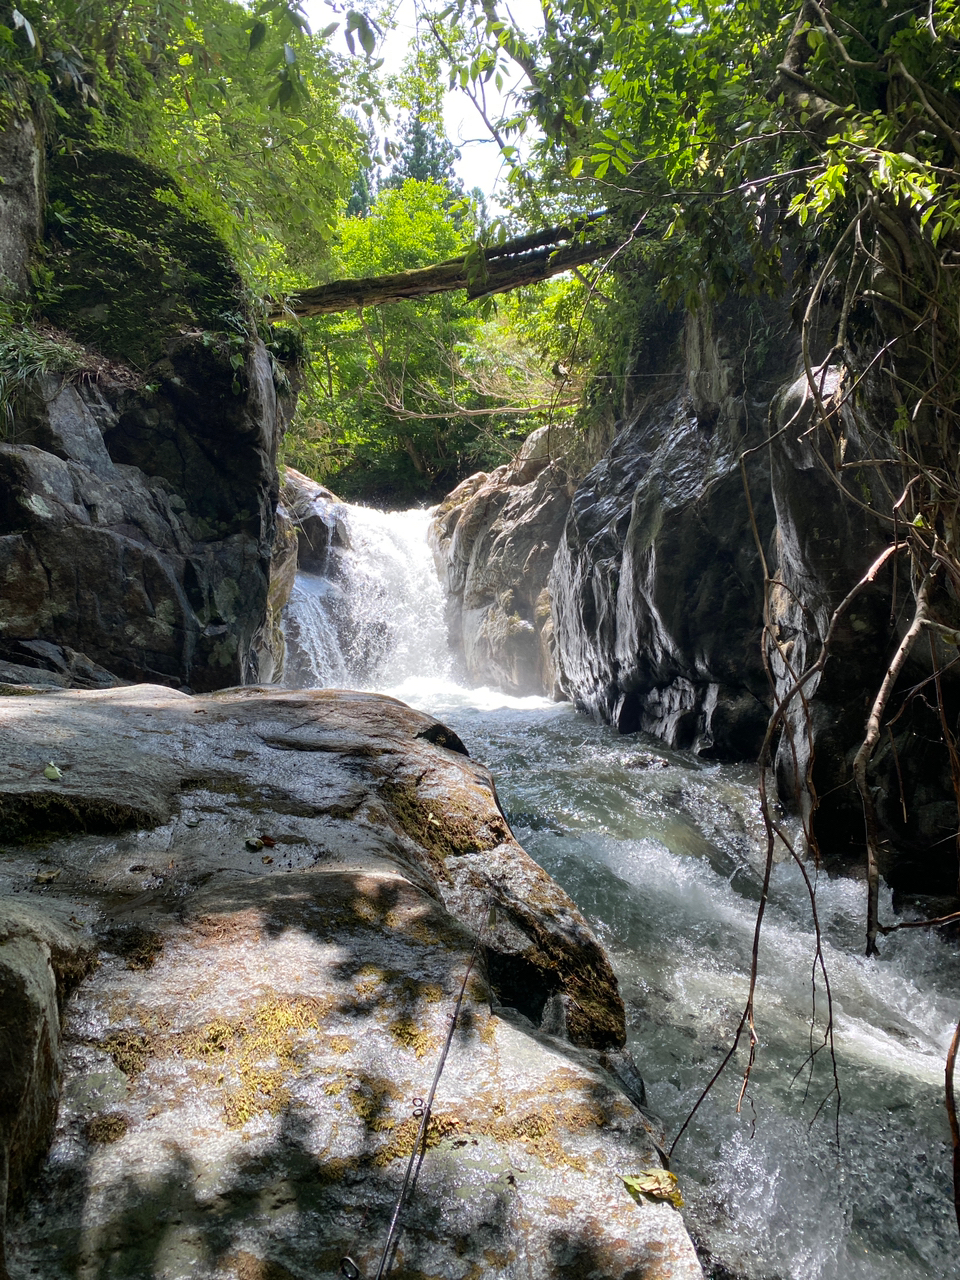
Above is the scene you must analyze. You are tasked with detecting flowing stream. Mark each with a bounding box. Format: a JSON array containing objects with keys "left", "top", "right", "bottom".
[{"left": 282, "top": 502, "right": 960, "bottom": 1280}]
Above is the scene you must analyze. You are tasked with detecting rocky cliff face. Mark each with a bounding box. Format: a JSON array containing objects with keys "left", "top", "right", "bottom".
[
  {"left": 0, "top": 112, "right": 41, "bottom": 298},
  {"left": 1, "top": 344, "right": 289, "bottom": 691},
  {"left": 430, "top": 423, "right": 592, "bottom": 696},
  {"left": 0, "top": 134, "right": 297, "bottom": 693},
  {"left": 0, "top": 684, "right": 703, "bottom": 1280},
  {"left": 439, "top": 301, "right": 958, "bottom": 890},
  {"left": 765, "top": 370, "right": 960, "bottom": 891},
  {"left": 551, "top": 306, "right": 782, "bottom": 761}
]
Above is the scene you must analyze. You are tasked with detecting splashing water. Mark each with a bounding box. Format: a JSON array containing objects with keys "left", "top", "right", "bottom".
[
  {"left": 283, "top": 502, "right": 960, "bottom": 1280},
  {"left": 283, "top": 505, "right": 451, "bottom": 690}
]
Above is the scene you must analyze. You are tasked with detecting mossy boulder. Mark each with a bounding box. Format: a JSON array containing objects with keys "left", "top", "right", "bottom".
[{"left": 43, "top": 147, "right": 245, "bottom": 367}]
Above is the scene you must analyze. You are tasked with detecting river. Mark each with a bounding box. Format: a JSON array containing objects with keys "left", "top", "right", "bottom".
[{"left": 282, "top": 502, "right": 960, "bottom": 1280}]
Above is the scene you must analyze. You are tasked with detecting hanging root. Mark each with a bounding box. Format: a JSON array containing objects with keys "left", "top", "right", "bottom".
[{"left": 852, "top": 569, "right": 936, "bottom": 956}]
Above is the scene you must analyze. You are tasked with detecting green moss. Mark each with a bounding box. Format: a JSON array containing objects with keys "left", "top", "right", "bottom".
[
  {"left": 347, "top": 1073, "right": 401, "bottom": 1132},
  {"left": 0, "top": 791, "right": 159, "bottom": 842},
  {"left": 380, "top": 778, "right": 509, "bottom": 868},
  {"left": 180, "top": 994, "right": 330, "bottom": 1129},
  {"left": 102, "top": 1030, "right": 152, "bottom": 1077},
  {"left": 101, "top": 925, "right": 163, "bottom": 971},
  {"left": 388, "top": 1015, "right": 439, "bottom": 1059},
  {"left": 43, "top": 147, "right": 245, "bottom": 367},
  {"left": 86, "top": 1112, "right": 128, "bottom": 1144}
]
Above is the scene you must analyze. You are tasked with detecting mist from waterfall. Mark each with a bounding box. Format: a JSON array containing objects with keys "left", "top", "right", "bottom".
[{"left": 282, "top": 500, "right": 960, "bottom": 1280}]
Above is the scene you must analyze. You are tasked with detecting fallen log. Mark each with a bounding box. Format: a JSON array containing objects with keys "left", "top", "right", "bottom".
[{"left": 269, "top": 217, "right": 619, "bottom": 318}]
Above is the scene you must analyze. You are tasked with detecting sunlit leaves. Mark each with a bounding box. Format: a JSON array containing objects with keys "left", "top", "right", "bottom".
[
  {"left": 344, "top": 9, "right": 378, "bottom": 57},
  {"left": 5, "top": 0, "right": 367, "bottom": 286},
  {"left": 622, "top": 1170, "right": 684, "bottom": 1210}
]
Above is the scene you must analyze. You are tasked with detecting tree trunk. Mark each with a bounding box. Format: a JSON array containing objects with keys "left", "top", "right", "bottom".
[{"left": 270, "top": 219, "right": 619, "bottom": 319}]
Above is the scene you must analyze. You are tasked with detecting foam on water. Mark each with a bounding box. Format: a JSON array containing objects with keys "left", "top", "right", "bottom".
[{"left": 282, "top": 502, "right": 960, "bottom": 1279}]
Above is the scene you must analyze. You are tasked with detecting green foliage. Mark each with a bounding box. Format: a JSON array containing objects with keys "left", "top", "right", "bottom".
[
  {"left": 430, "top": 1, "right": 957, "bottom": 301},
  {"left": 1, "top": 0, "right": 367, "bottom": 287},
  {"left": 385, "top": 103, "right": 462, "bottom": 193},
  {"left": 43, "top": 147, "right": 244, "bottom": 366},
  {"left": 283, "top": 178, "right": 568, "bottom": 503},
  {"left": 0, "top": 298, "right": 88, "bottom": 437}
]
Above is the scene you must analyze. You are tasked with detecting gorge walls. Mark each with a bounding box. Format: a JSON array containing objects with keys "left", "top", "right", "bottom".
[
  {"left": 434, "top": 298, "right": 960, "bottom": 892},
  {"left": 429, "top": 423, "right": 585, "bottom": 696},
  {"left": 1, "top": 346, "right": 289, "bottom": 692}
]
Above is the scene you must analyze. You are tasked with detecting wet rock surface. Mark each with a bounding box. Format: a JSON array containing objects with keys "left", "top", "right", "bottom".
[
  {"left": 550, "top": 307, "right": 781, "bottom": 762},
  {"left": 0, "top": 685, "right": 701, "bottom": 1279},
  {"left": 251, "top": 502, "right": 299, "bottom": 687},
  {"left": 281, "top": 467, "right": 350, "bottom": 575},
  {"left": 438, "top": 300, "right": 960, "bottom": 887},
  {"left": 429, "top": 426, "right": 579, "bottom": 697},
  {"left": 766, "top": 370, "right": 960, "bottom": 889},
  {"left": 0, "top": 901, "right": 94, "bottom": 1280}
]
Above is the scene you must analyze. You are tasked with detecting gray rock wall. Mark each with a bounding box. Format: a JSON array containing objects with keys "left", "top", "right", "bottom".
[
  {"left": 551, "top": 306, "right": 780, "bottom": 760},
  {"left": 438, "top": 299, "right": 958, "bottom": 888},
  {"left": 766, "top": 370, "right": 959, "bottom": 889},
  {"left": 430, "top": 424, "right": 587, "bottom": 697},
  {"left": 0, "top": 112, "right": 41, "bottom": 299},
  {"left": 0, "top": 902, "right": 93, "bottom": 1280},
  {"left": 1, "top": 342, "right": 289, "bottom": 691},
  {"left": 0, "top": 122, "right": 298, "bottom": 694}
]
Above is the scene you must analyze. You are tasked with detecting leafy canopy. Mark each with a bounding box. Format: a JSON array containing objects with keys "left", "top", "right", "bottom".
[
  {"left": 0, "top": 0, "right": 381, "bottom": 285},
  {"left": 284, "top": 176, "right": 580, "bottom": 501}
]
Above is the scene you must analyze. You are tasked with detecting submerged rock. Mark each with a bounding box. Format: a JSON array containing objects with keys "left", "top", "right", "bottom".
[{"left": 0, "top": 685, "right": 701, "bottom": 1278}]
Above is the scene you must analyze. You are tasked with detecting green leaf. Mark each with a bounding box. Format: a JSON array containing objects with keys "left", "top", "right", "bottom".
[
  {"left": 248, "top": 20, "right": 267, "bottom": 52},
  {"left": 353, "top": 12, "right": 376, "bottom": 55}
]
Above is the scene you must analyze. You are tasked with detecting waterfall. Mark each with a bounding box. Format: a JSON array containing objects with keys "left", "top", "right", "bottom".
[
  {"left": 282, "top": 503, "right": 960, "bottom": 1280},
  {"left": 283, "top": 504, "right": 452, "bottom": 694}
]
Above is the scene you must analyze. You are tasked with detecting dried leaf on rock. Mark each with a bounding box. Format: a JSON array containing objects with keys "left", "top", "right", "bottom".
[{"left": 622, "top": 1169, "right": 684, "bottom": 1210}]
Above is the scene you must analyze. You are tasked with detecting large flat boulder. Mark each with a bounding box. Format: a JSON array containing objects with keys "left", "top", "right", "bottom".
[{"left": 0, "top": 685, "right": 702, "bottom": 1279}]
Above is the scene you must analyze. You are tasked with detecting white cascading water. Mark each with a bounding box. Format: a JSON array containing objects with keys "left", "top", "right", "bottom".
[
  {"left": 283, "top": 507, "right": 453, "bottom": 694},
  {"left": 282, "top": 501, "right": 960, "bottom": 1280}
]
